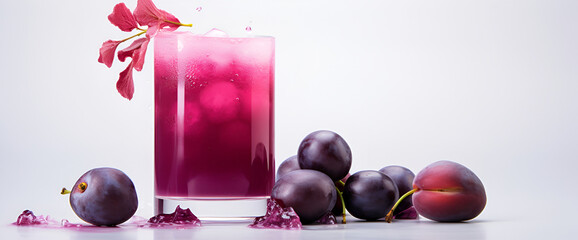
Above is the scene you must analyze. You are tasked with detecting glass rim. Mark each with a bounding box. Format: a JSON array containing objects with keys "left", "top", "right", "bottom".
[{"left": 156, "top": 30, "right": 275, "bottom": 40}]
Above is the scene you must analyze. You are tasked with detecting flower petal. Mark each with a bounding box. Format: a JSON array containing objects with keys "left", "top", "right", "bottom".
[
  {"left": 117, "top": 38, "right": 148, "bottom": 62},
  {"left": 108, "top": 3, "right": 138, "bottom": 32},
  {"left": 117, "top": 63, "right": 135, "bottom": 100},
  {"left": 134, "top": 0, "right": 164, "bottom": 27},
  {"left": 145, "top": 23, "right": 160, "bottom": 38},
  {"left": 134, "top": 0, "right": 182, "bottom": 32},
  {"left": 158, "top": 9, "right": 182, "bottom": 31},
  {"left": 132, "top": 38, "right": 150, "bottom": 71},
  {"left": 98, "top": 40, "right": 121, "bottom": 68}
]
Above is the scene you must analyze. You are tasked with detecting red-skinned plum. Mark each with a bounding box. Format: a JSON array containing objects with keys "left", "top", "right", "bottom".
[{"left": 386, "top": 160, "right": 486, "bottom": 222}]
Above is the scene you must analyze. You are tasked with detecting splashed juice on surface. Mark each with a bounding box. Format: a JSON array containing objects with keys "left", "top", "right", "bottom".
[{"left": 153, "top": 31, "right": 275, "bottom": 216}]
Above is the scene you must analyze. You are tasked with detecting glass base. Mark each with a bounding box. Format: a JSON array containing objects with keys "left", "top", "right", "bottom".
[{"left": 155, "top": 196, "right": 268, "bottom": 220}]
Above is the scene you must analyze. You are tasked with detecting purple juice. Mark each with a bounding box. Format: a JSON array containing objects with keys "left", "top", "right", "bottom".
[{"left": 154, "top": 31, "right": 275, "bottom": 217}]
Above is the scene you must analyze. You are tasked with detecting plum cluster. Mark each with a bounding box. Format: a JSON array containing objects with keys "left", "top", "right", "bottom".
[
  {"left": 274, "top": 130, "right": 416, "bottom": 223},
  {"left": 273, "top": 130, "right": 352, "bottom": 224},
  {"left": 274, "top": 130, "right": 487, "bottom": 224}
]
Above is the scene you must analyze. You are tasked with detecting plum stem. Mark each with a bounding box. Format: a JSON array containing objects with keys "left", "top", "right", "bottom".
[
  {"left": 61, "top": 188, "right": 71, "bottom": 195},
  {"left": 385, "top": 188, "right": 418, "bottom": 223},
  {"left": 334, "top": 186, "right": 347, "bottom": 224},
  {"left": 336, "top": 180, "right": 345, "bottom": 188}
]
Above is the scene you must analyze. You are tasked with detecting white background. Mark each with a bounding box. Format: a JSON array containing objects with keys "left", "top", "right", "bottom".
[{"left": 1, "top": 0, "right": 577, "bottom": 239}]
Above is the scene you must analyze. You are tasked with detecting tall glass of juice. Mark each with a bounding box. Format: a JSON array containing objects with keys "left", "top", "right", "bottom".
[{"left": 154, "top": 31, "right": 275, "bottom": 218}]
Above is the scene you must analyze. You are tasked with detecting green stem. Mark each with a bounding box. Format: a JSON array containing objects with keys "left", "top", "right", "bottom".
[
  {"left": 335, "top": 182, "right": 347, "bottom": 224},
  {"left": 385, "top": 188, "right": 418, "bottom": 223}
]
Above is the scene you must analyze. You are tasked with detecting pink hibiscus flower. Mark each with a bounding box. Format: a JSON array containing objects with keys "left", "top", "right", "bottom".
[{"left": 98, "top": 0, "right": 191, "bottom": 100}]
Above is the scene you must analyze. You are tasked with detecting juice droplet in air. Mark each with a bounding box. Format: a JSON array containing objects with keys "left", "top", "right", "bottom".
[
  {"left": 196, "top": 7, "right": 203, "bottom": 12},
  {"left": 245, "top": 26, "right": 252, "bottom": 32}
]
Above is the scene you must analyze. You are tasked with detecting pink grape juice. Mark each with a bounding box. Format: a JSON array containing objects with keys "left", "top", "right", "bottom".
[{"left": 154, "top": 32, "right": 275, "bottom": 204}]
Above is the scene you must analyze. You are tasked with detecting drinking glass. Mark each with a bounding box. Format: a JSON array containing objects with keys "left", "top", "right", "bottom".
[{"left": 153, "top": 31, "right": 275, "bottom": 219}]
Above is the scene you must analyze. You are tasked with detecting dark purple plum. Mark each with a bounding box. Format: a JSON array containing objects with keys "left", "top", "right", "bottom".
[
  {"left": 297, "top": 130, "right": 352, "bottom": 181},
  {"left": 314, "top": 212, "right": 337, "bottom": 224},
  {"left": 271, "top": 169, "right": 337, "bottom": 224},
  {"left": 394, "top": 206, "right": 419, "bottom": 219},
  {"left": 379, "top": 165, "right": 415, "bottom": 216},
  {"left": 343, "top": 170, "right": 399, "bottom": 220},
  {"left": 69, "top": 167, "right": 138, "bottom": 226},
  {"left": 276, "top": 155, "right": 300, "bottom": 181}
]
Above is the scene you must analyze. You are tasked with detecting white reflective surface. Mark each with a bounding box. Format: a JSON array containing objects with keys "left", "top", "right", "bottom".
[
  {"left": 1, "top": 0, "right": 577, "bottom": 239},
  {"left": 2, "top": 216, "right": 574, "bottom": 240}
]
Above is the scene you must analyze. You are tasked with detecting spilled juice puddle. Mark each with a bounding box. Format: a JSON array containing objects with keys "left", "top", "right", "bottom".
[
  {"left": 249, "top": 198, "right": 302, "bottom": 230},
  {"left": 15, "top": 204, "right": 336, "bottom": 231},
  {"left": 14, "top": 206, "right": 201, "bottom": 230}
]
